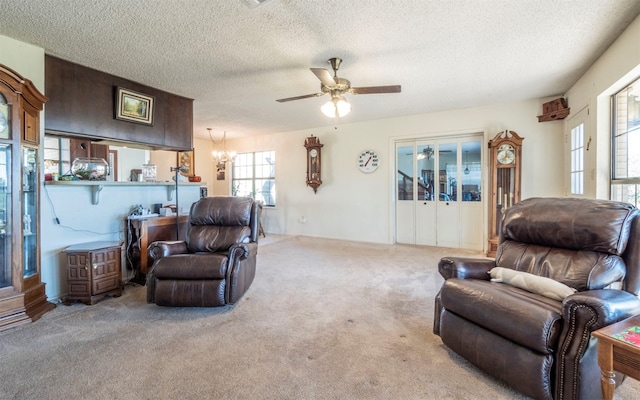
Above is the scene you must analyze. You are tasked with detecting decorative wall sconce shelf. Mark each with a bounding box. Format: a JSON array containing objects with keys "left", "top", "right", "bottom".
[{"left": 537, "top": 98, "right": 570, "bottom": 122}]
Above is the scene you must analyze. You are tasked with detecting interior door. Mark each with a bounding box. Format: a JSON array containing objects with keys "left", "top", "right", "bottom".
[
  {"left": 435, "top": 141, "right": 459, "bottom": 247},
  {"left": 565, "top": 107, "right": 589, "bottom": 197},
  {"left": 396, "top": 135, "right": 484, "bottom": 250},
  {"left": 415, "top": 142, "right": 436, "bottom": 246},
  {"left": 459, "top": 139, "right": 483, "bottom": 249},
  {"left": 396, "top": 143, "right": 415, "bottom": 244}
]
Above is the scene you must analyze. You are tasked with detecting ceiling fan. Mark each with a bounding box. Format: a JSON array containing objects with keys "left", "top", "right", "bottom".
[
  {"left": 409, "top": 147, "right": 453, "bottom": 160},
  {"left": 276, "top": 57, "right": 401, "bottom": 118}
]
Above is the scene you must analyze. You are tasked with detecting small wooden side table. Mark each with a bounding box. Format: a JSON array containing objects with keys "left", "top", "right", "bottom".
[
  {"left": 63, "top": 241, "right": 123, "bottom": 305},
  {"left": 593, "top": 315, "right": 640, "bottom": 400}
]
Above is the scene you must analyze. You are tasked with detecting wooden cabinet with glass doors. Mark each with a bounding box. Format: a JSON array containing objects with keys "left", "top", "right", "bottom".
[{"left": 0, "top": 64, "right": 54, "bottom": 331}]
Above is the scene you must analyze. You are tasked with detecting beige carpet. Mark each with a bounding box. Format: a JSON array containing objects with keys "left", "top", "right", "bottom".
[{"left": 1, "top": 235, "right": 639, "bottom": 400}]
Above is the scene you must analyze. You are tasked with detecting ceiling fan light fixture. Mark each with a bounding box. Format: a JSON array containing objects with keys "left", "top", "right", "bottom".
[
  {"left": 321, "top": 96, "right": 351, "bottom": 118},
  {"left": 417, "top": 146, "right": 434, "bottom": 161}
]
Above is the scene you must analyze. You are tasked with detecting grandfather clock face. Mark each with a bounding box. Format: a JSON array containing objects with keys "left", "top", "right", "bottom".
[
  {"left": 497, "top": 144, "right": 516, "bottom": 165},
  {"left": 304, "top": 136, "right": 323, "bottom": 193}
]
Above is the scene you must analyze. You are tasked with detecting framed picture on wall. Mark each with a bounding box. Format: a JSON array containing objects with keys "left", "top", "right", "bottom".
[
  {"left": 216, "top": 162, "right": 226, "bottom": 180},
  {"left": 177, "top": 150, "right": 195, "bottom": 176},
  {"left": 115, "top": 87, "right": 154, "bottom": 126}
]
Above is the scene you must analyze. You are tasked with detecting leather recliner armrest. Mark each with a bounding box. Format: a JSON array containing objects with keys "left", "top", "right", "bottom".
[
  {"left": 227, "top": 242, "right": 256, "bottom": 265},
  {"left": 148, "top": 240, "right": 189, "bottom": 261},
  {"left": 555, "top": 289, "right": 640, "bottom": 400},
  {"left": 433, "top": 257, "right": 495, "bottom": 336},
  {"left": 562, "top": 289, "right": 640, "bottom": 330},
  {"left": 225, "top": 242, "right": 259, "bottom": 305},
  {"left": 438, "top": 257, "right": 496, "bottom": 280}
]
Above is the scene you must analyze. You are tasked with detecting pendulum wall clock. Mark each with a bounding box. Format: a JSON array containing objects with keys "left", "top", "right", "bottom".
[
  {"left": 304, "top": 135, "right": 323, "bottom": 193},
  {"left": 487, "top": 130, "right": 523, "bottom": 257}
]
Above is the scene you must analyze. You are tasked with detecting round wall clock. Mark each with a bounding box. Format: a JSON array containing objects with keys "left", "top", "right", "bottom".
[{"left": 357, "top": 150, "right": 379, "bottom": 173}]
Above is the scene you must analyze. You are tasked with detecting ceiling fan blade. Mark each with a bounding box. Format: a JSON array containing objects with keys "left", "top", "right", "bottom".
[
  {"left": 276, "top": 92, "right": 325, "bottom": 103},
  {"left": 310, "top": 68, "right": 336, "bottom": 87},
  {"left": 350, "top": 85, "right": 401, "bottom": 94}
]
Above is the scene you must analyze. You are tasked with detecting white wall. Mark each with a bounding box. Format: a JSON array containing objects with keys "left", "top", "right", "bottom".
[
  {"left": 564, "top": 14, "right": 640, "bottom": 199},
  {"left": 226, "top": 98, "right": 565, "bottom": 245},
  {"left": 0, "top": 36, "right": 44, "bottom": 91}
]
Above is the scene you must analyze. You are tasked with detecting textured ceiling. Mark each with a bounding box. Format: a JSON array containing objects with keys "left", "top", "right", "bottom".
[{"left": 1, "top": 0, "right": 640, "bottom": 140}]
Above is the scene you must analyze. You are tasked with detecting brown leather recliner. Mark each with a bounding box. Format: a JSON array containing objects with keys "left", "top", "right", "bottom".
[
  {"left": 433, "top": 197, "right": 640, "bottom": 400},
  {"left": 146, "top": 196, "right": 260, "bottom": 307}
]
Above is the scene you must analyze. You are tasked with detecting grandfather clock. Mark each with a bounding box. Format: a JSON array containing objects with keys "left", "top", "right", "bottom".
[
  {"left": 487, "top": 130, "right": 523, "bottom": 257},
  {"left": 304, "top": 135, "right": 323, "bottom": 193}
]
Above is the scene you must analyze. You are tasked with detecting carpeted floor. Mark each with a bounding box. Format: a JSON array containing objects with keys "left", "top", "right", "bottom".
[{"left": 1, "top": 235, "right": 639, "bottom": 399}]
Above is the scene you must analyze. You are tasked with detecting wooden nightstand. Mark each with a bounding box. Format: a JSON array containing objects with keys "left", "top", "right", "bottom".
[
  {"left": 593, "top": 315, "right": 640, "bottom": 400},
  {"left": 63, "top": 241, "right": 123, "bottom": 305}
]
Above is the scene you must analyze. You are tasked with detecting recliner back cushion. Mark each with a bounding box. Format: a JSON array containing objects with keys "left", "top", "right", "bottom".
[
  {"left": 186, "top": 196, "right": 254, "bottom": 252},
  {"left": 502, "top": 197, "right": 637, "bottom": 255},
  {"left": 190, "top": 196, "right": 253, "bottom": 226},
  {"left": 497, "top": 197, "right": 636, "bottom": 291},
  {"left": 187, "top": 225, "right": 252, "bottom": 253},
  {"left": 497, "top": 241, "right": 626, "bottom": 291}
]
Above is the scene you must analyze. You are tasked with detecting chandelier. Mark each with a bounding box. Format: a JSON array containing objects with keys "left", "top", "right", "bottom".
[
  {"left": 464, "top": 151, "right": 470, "bottom": 175},
  {"left": 208, "top": 128, "right": 237, "bottom": 164}
]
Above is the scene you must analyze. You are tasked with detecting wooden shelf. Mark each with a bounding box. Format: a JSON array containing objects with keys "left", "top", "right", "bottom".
[
  {"left": 44, "top": 181, "right": 204, "bottom": 205},
  {"left": 537, "top": 108, "right": 570, "bottom": 122},
  {"left": 537, "top": 97, "right": 570, "bottom": 122}
]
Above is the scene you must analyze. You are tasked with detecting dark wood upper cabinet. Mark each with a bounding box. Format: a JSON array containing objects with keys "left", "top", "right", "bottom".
[
  {"left": 44, "top": 56, "right": 193, "bottom": 151},
  {"left": 90, "top": 143, "right": 109, "bottom": 161},
  {"left": 68, "top": 138, "right": 109, "bottom": 161}
]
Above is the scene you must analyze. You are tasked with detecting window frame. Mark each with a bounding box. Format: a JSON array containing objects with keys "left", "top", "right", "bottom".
[
  {"left": 231, "top": 150, "right": 276, "bottom": 207},
  {"left": 570, "top": 122, "right": 585, "bottom": 195},
  {"left": 610, "top": 76, "right": 640, "bottom": 207},
  {"left": 43, "top": 136, "right": 71, "bottom": 175}
]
